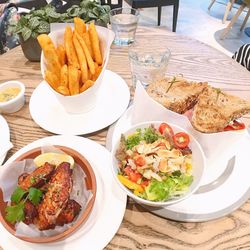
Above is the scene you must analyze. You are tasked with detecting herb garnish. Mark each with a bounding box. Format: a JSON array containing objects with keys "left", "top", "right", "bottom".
[
  {"left": 5, "top": 187, "right": 43, "bottom": 224},
  {"left": 166, "top": 76, "right": 177, "bottom": 93},
  {"left": 125, "top": 127, "right": 163, "bottom": 150}
]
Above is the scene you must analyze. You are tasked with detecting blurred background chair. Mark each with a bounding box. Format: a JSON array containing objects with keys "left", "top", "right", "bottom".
[
  {"left": 208, "top": 0, "right": 237, "bottom": 23},
  {"left": 232, "top": 43, "right": 250, "bottom": 71},
  {"left": 100, "top": 0, "right": 122, "bottom": 9},
  {"left": 220, "top": 0, "right": 250, "bottom": 39},
  {"left": 60, "top": 0, "right": 122, "bottom": 11},
  {"left": 124, "top": 0, "right": 179, "bottom": 32}
]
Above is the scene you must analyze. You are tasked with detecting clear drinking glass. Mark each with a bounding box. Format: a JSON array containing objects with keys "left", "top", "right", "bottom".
[
  {"left": 128, "top": 42, "right": 171, "bottom": 89},
  {"left": 109, "top": 7, "right": 140, "bottom": 46}
]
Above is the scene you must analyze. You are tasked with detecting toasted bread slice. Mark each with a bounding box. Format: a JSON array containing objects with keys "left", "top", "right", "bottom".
[
  {"left": 191, "top": 86, "right": 250, "bottom": 133},
  {"left": 147, "top": 77, "right": 208, "bottom": 114}
]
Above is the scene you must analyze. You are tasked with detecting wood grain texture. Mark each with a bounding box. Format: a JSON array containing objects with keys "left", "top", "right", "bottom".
[{"left": 0, "top": 26, "right": 250, "bottom": 249}]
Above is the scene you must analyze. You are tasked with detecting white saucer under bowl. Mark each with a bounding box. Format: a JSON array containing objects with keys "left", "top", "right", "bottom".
[
  {"left": 29, "top": 70, "right": 130, "bottom": 135},
  {"left": 106, "top": 105, "right": 250, "bottom": 222}
]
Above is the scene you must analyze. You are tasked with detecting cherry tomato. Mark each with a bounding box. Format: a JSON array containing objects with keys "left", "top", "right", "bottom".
[
  {"left": 224, "top": 120, "right": 245, "bottom": 131},
  {"left": 124, "top": 166, "right": 133, "bottom": 176},
  {"left": 129, "top": 172, "right": 142, "bottom": 183},
  {"left": 173, "top": 132, "right": 190, "bottom": 149},
  {"left": 123, "top": 166, "right": 142, "bottom": 183},
  {"left": 134, "top": 155, "right": 145, "bottom": 166},
  {"left": 159, "top": 123, "right": 174, "bottom": 136},
  {"left": 141, "top": 180, "right": 149, "bottom": 189}
]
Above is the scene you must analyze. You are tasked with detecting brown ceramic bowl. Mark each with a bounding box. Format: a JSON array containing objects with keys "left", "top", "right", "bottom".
[{"left": 0, "top": 145, "right": 97, "bottom": 243}]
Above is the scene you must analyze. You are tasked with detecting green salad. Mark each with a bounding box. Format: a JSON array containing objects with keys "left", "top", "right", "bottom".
[{"left": 115, "top": 123, "right": 193, "bottom": 202}]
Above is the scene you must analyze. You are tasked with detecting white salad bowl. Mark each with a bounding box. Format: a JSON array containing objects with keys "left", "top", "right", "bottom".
[
  {"left": 111, "top": 121, "right": 205, "bottom": 207},
  {"left": 0, "top": 81, "right": 25, "bottom": 114}
]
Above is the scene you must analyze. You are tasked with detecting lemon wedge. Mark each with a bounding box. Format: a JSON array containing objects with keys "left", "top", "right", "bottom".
[{"left": 34, "top": 152, "right": 75, "bottom": 168}]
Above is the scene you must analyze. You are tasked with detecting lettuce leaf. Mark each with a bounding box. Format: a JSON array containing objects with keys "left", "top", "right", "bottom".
[
  {"left": 144, "top": 174, "right": 193, "bottom": 201},
  {"left": 125, "top": 127, "right": 163, "bottom": 150}
]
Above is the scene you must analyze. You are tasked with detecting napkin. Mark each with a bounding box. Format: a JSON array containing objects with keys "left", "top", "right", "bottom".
[{"left": 131, "top": 81, "right": 247, "bottom": 164}]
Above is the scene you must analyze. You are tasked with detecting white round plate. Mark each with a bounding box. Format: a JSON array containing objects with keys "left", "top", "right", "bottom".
[
  {"left": 0, "top": 135, "right": 127, "bottom": 249},
  {"left": 29, "top": 70, "right": 130, "bottom": 135},
  {"left": 0, "top": 115, "right": 11, "bottom": 165},
  {"left": 106, "top": 106, "right": 250, "bottom": 222}
]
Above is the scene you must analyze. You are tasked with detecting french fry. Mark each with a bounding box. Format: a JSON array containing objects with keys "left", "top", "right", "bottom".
[
  {"left": 60, "top": 64, "right": 68, "bottom": 87},
  {"left": 68, "top": 65, "right": 80, "bottom": 95},
  {"left": 82, "top": 32, "right": 94, "bottom": 58},
  {"left": 38, "top": 34, "right": 61, "bottom": 79},
  {"left": 92, "top": 66, "right": 102, "bottom": 81},
  {"left": 74, "top": 17, "right": 86, "bottom": 35},
  {"left": 64, "top": 26, "right": 79, "bottom": 69},
  {"left": 88, "top": 23, "right": 102, "bottom": 65},
  {"left": 78, "top": 69, "right": 82, "bottom": 87},
  {"left": 56, "top": 45, "right": 67, "bottom": 66},
  {"left": 73, "top": 34, "right": 88, "bottom": 83},
  {"left": 75, "top": 32, "right": 95, "bottom": 75},
  {"left": 45, "top": 70, "right": 60, "bottom": 90},
  {"left": 80, "top": 79, "right": 94, "bottom": 93},
  {"left": 57, "top": 86, "right": 70, "bottom": 96}
]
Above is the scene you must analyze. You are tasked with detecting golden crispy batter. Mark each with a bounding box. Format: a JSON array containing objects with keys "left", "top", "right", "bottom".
[
  {"left": 147, "top": 77, "right": 208, "bottom": 114},
  {"left": 191, "top": 86, "right": 250, "bottom": 133},
  {"left": 35, "top": 162, "right": 72, "bottom": 230},
  {"left": 56, "top": 199, "right": 81, "bottom": 226},
  {"left": 23, "top": 200, "right": 38, "bottom": 225},
  {"left": 18, "top": 162, "right": 55, "bottom": 190}
]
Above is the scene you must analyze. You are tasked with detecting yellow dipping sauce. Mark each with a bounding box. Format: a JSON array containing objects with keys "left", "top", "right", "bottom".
[{"left": 0, "top": 87, "right": 20, "bottom": 102}]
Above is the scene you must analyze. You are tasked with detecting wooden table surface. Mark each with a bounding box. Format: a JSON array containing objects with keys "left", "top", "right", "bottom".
[{"left": 1, "top": 26, "right": 250, "bottom": 250}]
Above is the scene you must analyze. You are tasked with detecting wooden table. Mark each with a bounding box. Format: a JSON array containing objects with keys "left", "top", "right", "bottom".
[{"left": 1, "top": 26, "right": 250, "bottom": 249}]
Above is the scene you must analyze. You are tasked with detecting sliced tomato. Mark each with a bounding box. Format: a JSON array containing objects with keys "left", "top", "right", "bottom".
[
  {"left": 129, "top": 171, "right": 142, "bottom": 183},
  {"left": 224, "top": 120, "right": 245, "bottom": 131},
  {"left": 123, "top": 166, "right": 142, "bottom": 183},
  {"left": 134, "top": 155, "right": 145, "bottom": 166},
  {"left": 141, "top": 180, "right": 149, "bottom": 189},
  {"left": 159, "top": 123, "right": 174, "bottom": 136},
  {"left": 173, "top": 132, "right": 190, "bottom": 149},
  {"left": 124, "top": 166, "right": 133, "bottom": 176}
]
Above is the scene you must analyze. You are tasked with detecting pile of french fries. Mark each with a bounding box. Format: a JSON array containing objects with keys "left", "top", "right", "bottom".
[{"left": 37, "top": 18, "right": 103, "bottom": 96}]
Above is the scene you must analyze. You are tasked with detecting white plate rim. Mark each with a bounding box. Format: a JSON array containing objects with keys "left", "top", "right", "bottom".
[
  {"left": 29, "top": 70, "right": 130, "bottom": 135},
  {"left": 0, "top": 135, "right": 127, "bottom": 249},
  {"left": 0, "top": 115, "right": 11, "bottom": 165}
]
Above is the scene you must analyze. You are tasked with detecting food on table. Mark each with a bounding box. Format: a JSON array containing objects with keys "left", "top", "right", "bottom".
[
  {"left": 147, "top": 76, "right": 250, "bottom": 133},
  {"left": 37, "top": 18, "right": 103, "bottom": 96},
  {"left": 5, "top": 157, "right": 81, "bottom": 231},
  {"left": 115, "top": 123, "right": 193, "bottom": 202},
  {"left": 147, "top": 76, "right": 208, "bottom": 114},
  {"left": 36, "top": 162, "right": 73, "bottom": 230},
  {"left": 18, "top": 162, "right": 55, "bottom": 190},
  {"left": 56, "top": 199, "right": 81, "bottom": 226},
  {"left": 0, "top": 87, "right": 20, "bottom": 102},
  {"left": 191, "top": 86, "right": 250, "bottom": 133}
]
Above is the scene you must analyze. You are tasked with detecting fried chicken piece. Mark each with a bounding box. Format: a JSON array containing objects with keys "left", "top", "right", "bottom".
[
  {"left": 18, "top": 173, "right": 29, "bottom": 185},
  {"left": 35, "top": 162, "right": 72, "bottom": 230},
  {"left": 23, "top": 200, "right": 38, "bottom": 225},
  {"left": 18, "top": 162, "right": 55, "bottom": 190},
  {"left": 56, "top": 199, "right": 81, "bottom": 226}
]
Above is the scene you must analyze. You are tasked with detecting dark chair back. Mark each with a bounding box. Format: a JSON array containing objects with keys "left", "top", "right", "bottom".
[{"left": 100, "top": 0, "right": 122, "bottom": 9}]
